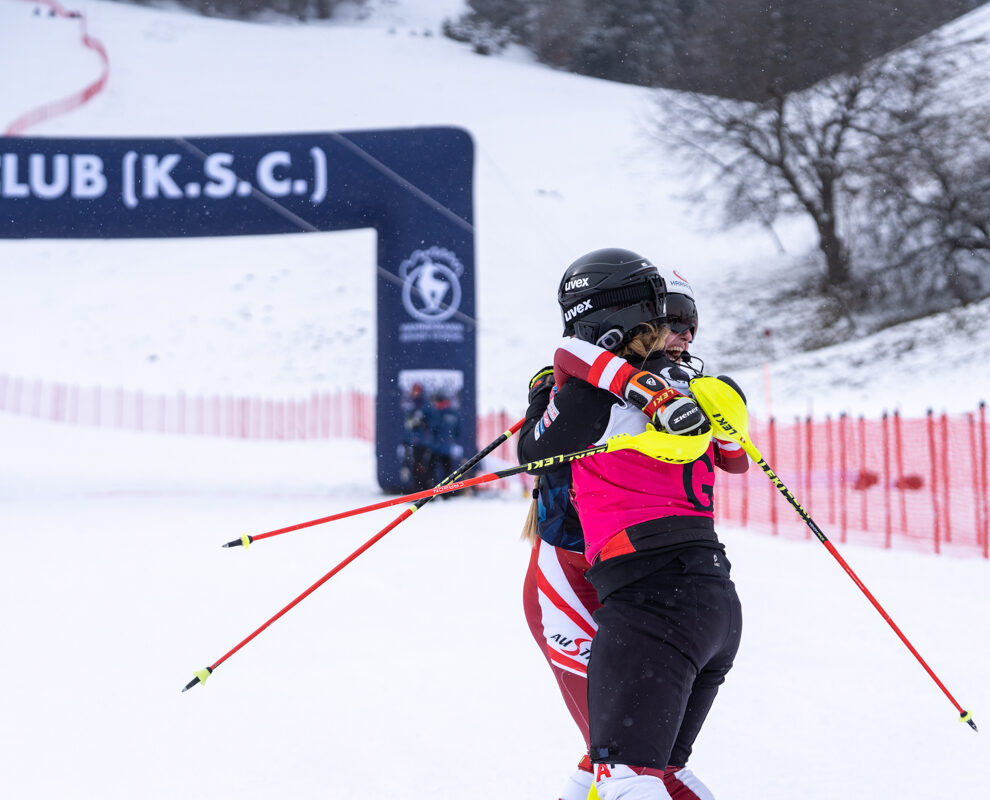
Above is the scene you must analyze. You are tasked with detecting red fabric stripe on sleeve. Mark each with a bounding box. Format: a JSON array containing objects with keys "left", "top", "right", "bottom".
[
  {"left": 587, "top": 352, "right": 615, "bottom": 389},
  {"left": 717, "top": 445, "right": 746, "bottom": 458},
  {"left": 608, "top": 362, "right": 637, "bottom": 395},
  {"left": 714, "top": 442, "right": 748, "bottom": 473}
]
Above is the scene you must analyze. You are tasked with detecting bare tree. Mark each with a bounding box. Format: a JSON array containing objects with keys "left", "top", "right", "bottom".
[
  {"left": 858, "top": 75, "right": 990, "bottom": 311},
  {"left": 654, "top": 28, "right": 990, "bottom": 317},
  {"left": 443, "top": 0, "right": 985, "bottom": 99}
]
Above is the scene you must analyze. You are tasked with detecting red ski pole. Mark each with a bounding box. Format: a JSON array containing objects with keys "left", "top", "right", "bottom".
[
  {"left": 691, "top": 376, "right": 977, "bottom": 731},
  {"left": 183, "top": 426, "right": 711, "bottom": 691},
  {"left": 222, "top": 418, "right": 525, "bottom": 549}
]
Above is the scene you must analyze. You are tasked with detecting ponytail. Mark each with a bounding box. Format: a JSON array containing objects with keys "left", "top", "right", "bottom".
[{"left": 521, "top": 477, "right": 540, "bottom": 544}]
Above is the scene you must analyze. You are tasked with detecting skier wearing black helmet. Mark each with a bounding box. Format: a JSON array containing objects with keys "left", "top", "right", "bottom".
[
  {"left": 558, "top": 248, "right": 669, "bottom": 350},
  {"left": 558, "top": 246, "right": 698, "bottom": 350},
  {"left": 519, "top": 248, "right": 748, "bottom": 800}
]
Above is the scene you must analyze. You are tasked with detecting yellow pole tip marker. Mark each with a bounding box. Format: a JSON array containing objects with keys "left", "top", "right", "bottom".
[
  {"left": 960, "top": 710, "right": 978, "bottom": 732},
  {"left": 181, "top": 667, "right": 213, "bottom": 692}
]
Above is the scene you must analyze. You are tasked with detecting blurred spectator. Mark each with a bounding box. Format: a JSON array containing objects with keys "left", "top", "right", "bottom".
[
  {"left": 399, "top": 383, "right": 434, "bottom": 493},
  {"left": 425, "top": 391, "right": 463, "bottom": 492}
]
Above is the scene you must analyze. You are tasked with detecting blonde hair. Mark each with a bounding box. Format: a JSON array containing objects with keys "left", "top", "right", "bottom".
[
  {"left": 521, "top": 478, "right": 540, "bottom": 544},
  {"left": 617, "top": 322, "right": 672, "bottom": 367}
]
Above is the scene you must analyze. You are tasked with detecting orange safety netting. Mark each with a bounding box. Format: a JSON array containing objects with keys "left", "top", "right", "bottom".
[{"left": 715, "top": 408, "right": 990, "bottom": 558}]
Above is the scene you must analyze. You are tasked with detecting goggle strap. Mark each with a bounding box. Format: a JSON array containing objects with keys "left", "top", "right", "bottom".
[{"left": 567, "top": 282, "right": 656, "bottom": 314}]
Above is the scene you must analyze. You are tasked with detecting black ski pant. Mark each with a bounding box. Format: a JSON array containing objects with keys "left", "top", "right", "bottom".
[{"left": 587, "top": 548, "right": 742, "bottom": 770}]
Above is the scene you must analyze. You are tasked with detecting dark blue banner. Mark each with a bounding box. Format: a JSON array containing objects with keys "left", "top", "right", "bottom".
[{"left": 0, "top": 127, "right": 476, "bottom": 490}]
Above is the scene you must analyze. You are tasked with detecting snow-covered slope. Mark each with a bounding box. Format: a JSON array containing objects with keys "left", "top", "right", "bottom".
[{"left": 4, "top": 0, "right": 987, "bottom": 418}]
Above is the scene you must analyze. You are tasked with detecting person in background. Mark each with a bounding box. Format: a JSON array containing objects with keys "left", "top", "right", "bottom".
[
  {"left": 519, "top": 248, "right": 748, "bottom": 800},
  {"left": 425, "top": 390, "right": 463, "bottom": 490},
  {"left": 400, "top": 382, "right": 434, "bottom": 493}
]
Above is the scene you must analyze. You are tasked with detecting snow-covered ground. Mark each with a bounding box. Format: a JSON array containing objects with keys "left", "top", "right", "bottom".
[
  {"left": 1, "top": 413, "right": 987, "bottom": 800},
  {"left": 1, "top": 1, "right": 988, "bottom": 798}
]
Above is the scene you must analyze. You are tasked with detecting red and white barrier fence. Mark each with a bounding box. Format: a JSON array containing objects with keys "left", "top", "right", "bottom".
[
  {"left": 0, "top": 372, "right": 511, "bottom": 454},
  {"left": 716, "top": 408, "right": 990, "bottom": 559},
  {"left": 0, "top": 374, "right": 375, "bottom": 441},
  {"left": 2, "top": 372, "right": 985, "bottom": 557}
]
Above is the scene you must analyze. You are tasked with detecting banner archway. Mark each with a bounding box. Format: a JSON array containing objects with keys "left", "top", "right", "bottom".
[{"left": 0, "top": 127, "right": 477, "bottom": 489}]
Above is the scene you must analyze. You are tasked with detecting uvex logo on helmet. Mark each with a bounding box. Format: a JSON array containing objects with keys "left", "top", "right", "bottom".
[
  {"left": 564, "top": 299, "right": 593, "bottom": 322},
  {"left": 563, "top": 276, "right": 590, "bottom": 292}
]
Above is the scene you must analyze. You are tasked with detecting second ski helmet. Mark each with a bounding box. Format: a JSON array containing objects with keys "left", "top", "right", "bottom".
[{"left": 655, "top": 269, "right": 698, "bottom": 339}]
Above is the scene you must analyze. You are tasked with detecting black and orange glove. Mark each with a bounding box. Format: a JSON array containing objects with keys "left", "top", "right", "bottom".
[{"left": 625, "top": 370, "right": 710, "bottom": 435}]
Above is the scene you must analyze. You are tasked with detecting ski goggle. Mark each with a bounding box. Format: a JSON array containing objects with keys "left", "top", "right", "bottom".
[{"left": 658, "top": 293, "right": 698, "bottom": 337}]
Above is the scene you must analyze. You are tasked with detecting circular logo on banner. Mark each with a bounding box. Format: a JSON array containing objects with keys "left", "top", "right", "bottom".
[{"left": 399, "top": 247, "right": 464, "bottom": 322}]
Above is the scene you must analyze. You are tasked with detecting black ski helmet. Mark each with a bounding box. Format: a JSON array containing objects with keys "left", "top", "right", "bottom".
[{"left": 558, "top": 248, "right": 667, "bottom": 350}]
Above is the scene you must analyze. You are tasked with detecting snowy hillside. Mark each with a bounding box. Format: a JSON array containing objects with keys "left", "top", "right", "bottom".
[{"left": 3, "top": 0, "right": 988, "bottom": 419}]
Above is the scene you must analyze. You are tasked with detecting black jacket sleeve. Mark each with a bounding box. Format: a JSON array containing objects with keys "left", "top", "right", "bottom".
[
  {"left": 517, "top": 378, "right": 616, "bottom": 473},
  {"left": 519, "top": 366, "right": 554, "bottom": 452}
]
